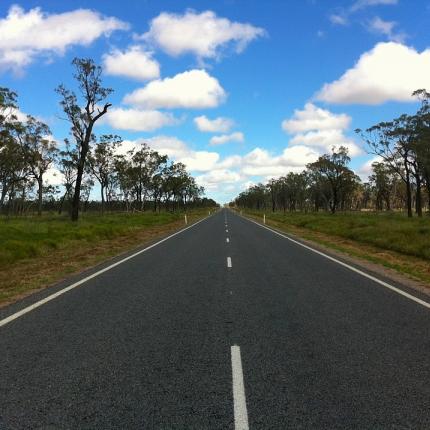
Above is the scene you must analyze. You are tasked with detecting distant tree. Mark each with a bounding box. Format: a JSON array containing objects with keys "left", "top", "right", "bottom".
[
  {"left": 306, "top": 146, "right": 355, "bottom": 214},
  {"left": 56, "top": 58, "right": 113, "bottom": 221},
  {"left": 88, "top": 134, "right": 121, "bottom": 214},
  {"left": 15, "top": 116, "right": 58, "bottom": 215},
  {"left": 57, "top": 139, "right": 78, "bottom": 215}
]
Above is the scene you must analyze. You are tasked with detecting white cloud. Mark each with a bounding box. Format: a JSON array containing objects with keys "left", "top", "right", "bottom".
[
  {"left": 351, "top": 0, "right": 398, "bottom": 12},
  {"left": 316, "top": 42, "right": 430, "bottom": 104},
  {"left": 366, "top": 16, "right": 406, "bottom": 43},
  {"left": 330, "top": 14, "right": 348, "bottom": 26},
  {"left": 102, "top": 46, "right": 160, "bottom": 81},
  {"left": 357, "top": 155, "right": 383, "bottom": 180},
  {"left": 241, "top": 146, "right": 319, "bottom": 176},
  {"left": 102, "top": 107, "right": 179, "bottom": 132},
  {"left": 210, "top": 132, "right": 244, "bottom": 146},
  {"left": 123, "top": 69, "right": 226, "bottom": 109},
  {"left": 179, "top": 151, "right": 220, "bottom": 172},
  {"left": 196, "top": 169, "right": 242, "bottom": 190},
  {"left": 0, "top": 5, "right": 128, "bottom": 73},
  {"left": 118, "top": 136, "right": 220, "bottom": 172},
  {"left": 194, "top": 115, "right": 234, "bottom": 133},
  {"left": 282, "top": 103, "right": 351, "bottom": 133},
  {"left": 44, "top": 167, "right": 64, "bottom": 186},
  {"left": 140, "top": 10, "right": 265, "bottom": 60},
  {"left": 290, "top": 129, "right": 362, "bottom": 156},
  {"left": 281, "top": 103, "right": 361, "bottom": 157}
]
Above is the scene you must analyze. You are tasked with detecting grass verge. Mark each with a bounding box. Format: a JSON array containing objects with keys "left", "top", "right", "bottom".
[
  {"left": 240, "top": 209, "right": 430, "bottom": 289},
  {"left": 0, "top": 209, "right": 213, "bottom": 307}
]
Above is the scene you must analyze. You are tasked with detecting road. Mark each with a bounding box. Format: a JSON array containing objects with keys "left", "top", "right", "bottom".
[{"left": 0, "top": 209, "right": 429, "bottom": 429}]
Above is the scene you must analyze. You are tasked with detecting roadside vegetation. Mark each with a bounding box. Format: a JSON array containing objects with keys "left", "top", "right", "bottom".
[
  {"left": 232, "top": 89, "right": 430, "bottom": 286},
  {"left": 242, "top": 209, "right": 430, "bottom": 287},
  {"left": 0, "top": 57, "right": 219, "bottom": 306},
  {"left": 0, "top": 58, "right": 216, "bottom": 220},
  {"left": 0, "top": 208, "right": 214, "bottom": 305}
]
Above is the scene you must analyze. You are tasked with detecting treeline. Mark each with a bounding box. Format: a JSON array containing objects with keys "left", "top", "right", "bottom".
[
  {"left": 233, "top": 89, "right": 430, "bottom": 216},
  {"left": 0, "top": 58, "right": 216, "bottom": 220}
]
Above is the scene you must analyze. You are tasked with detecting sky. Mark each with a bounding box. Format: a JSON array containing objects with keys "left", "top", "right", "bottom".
[{"left": 1, "top": 0, "right": 429, "bottom": 203}]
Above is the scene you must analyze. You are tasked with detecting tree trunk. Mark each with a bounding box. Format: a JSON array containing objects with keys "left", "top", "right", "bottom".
[
  {"left": 405, "top": 172, "right": 413, "bottom": 218},
  {"left": 71, "top": 125, "right": 93, "bottom": 221},
  {"left": 101, "top": 184, "right": 105, "bottom": 215},
  {"left": 415, "top": 174, "right": 423, "bottom": 217},
  {"left": 37, "top": 176, "right": 43, "bottom": 216}
]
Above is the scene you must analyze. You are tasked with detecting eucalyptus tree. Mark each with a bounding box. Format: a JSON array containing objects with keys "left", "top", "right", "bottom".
[
  {"left": 357, "top": 115, "right": 418, "bottom": 217},
  {"left": 88, "top": 134, "right": 121, "bottom": 214},
  {"left": 56, "top": 58, "right": 113, "bottom": 221},
  {"left": 15, "top": 116, "right": 58, "bottom": 215},
  {"left": 306, "top": 146, "right": 355, "bottom": 214},
  {"left": 58, "top": 139, "right": 78, "bottom": 215}
]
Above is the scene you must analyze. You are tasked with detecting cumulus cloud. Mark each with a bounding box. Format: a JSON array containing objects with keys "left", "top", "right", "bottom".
[
  {"left": 101, "top": 107, "right": 179, "bottom": 132},
  {"left": 282, "top": 103, "right": 351, "bottom": 133},
  {"left": 102, "top": 46, "right": 160, "bottom": 81},
  {"left": 44, "top": 166, "right": 64, "bottom": 186},
  {"left": 0, "top": 4, "right": 128, "bottom": 73},
  {"left": 123, "top": 69, "right": 226, "bottom": 109},
  {"left": 282, "top": 103, "right": 361, "bottom": 156},
  {"left": 241, "top": 146, "right": 319, "bottom": 176},
  {"left": 194, "top": 115, "right": 234, "bottom": 133},
  {"left": 196, "top": 169, "right": 243, "bottom": 190},
  {"left": 290, "top": 129, "right": 361, "bottom": 156},
  {"left": 118, "top": 136, "right": 220, "bottom": 172},
  {"left": 316, "top": 42, "right": 430, "bottom": 104},
  {"left": 139, "top": 10, "right": 265, "bottom": 60},
  {"left": 210, "top": 132, "right": 244, "bottom": 146}
]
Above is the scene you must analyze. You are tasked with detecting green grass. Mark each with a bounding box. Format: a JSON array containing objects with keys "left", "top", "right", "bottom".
[
  {"left": 244, "top": 210, "right": 430, "bottom": 261},
  {"left": 0, "top": 210, "right": 201, "bottom": 268}
]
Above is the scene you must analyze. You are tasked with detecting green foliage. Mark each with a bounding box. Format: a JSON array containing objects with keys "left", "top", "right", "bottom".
[
  {"left": 247, "top": 210, "right": 430, "bottom": 261},
  {"left": 0, "top": 211, "right": 183, "bottom": 267}
]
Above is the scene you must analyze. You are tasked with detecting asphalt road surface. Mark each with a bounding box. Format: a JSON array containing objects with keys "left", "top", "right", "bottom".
[{"left": 1, "top": 209, "right": 429, "bottom": 429}]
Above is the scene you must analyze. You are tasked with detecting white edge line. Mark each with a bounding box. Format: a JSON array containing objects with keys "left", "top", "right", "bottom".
[
  {"left": 240, "top": 213, "right": 430, "bottom": 310},
  {"left": 231, "top": 345, "right": 249, "bottom": 430},
  {"left": 0, "top": 215, "right": 212, "bottom": 328},
  {"left": 227, "top": 257, "right": 232, "bottom": 268}
]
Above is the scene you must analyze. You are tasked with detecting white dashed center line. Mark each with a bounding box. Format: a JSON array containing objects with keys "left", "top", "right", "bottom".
[
  {"left": 226, "top": 238, "right": 230, "bottom": 243},
  {"left": 231, "top": 345, "right": 249, "bottom": 430},
  {"left": 227, "top": 257, "right": 232, "bottom": 268}
]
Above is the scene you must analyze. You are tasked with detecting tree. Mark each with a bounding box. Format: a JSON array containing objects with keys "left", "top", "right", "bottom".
[
  {"left": 357, "top": 116, "right": 417, "bottom": 217},
  {"left": 56, "top": 58, "right": 112, "bottom": 221},
  {"left": 369, "top": 162, "right": 395, "bottom": 211},
  {"left": 306, "top": 146, "right": 355, "bottom": 214},
  {"left": 16, "top": 116, "right": 58, "bottom": 215},
  {"left": 88, "top": 134, "right": 121, "bottom": 214},
  {"left": 58, "top": 139, "right": 78, "bottom": 215}
]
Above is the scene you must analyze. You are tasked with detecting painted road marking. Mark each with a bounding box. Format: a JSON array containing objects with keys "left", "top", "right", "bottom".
[
  {"left": 227, "top": 257, "right": 232, "bottom": 268},
  {"left": 242, "top": 214, "right": 430, "bottom": 310},
  {"left": 231, "top": 345, "right": 249, "bottom": 430},
  {"left": 226, "top": 229, "right": 229, "bottom": 233},
  {"left": 226, "top": 238, "right": 230, "bottom": 243},
  {"left": 0, "top": 216, "right": 212, "bottom": 329}
]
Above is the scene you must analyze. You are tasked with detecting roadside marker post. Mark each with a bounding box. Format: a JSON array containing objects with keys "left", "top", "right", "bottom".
[
  {"left": 263, "top": 214, "right": 266, "bottom": 224},
  {"left": 185, "top": 215, "right": 188, "bottom": 225}
]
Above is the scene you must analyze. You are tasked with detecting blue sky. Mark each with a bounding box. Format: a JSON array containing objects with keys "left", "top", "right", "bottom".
[{"left": 1, "top": 0, "right": 429, "bottom": 203}]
